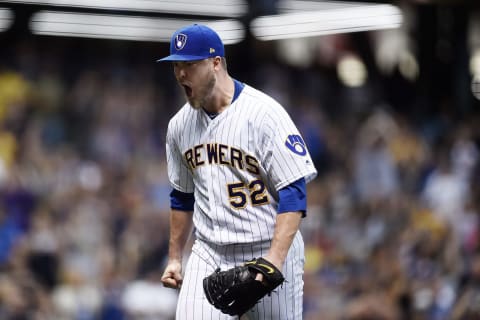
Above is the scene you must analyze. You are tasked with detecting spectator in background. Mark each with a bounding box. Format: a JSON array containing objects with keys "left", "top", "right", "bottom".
[
  {"left": 0, "top": 31, "right": 478, "bottom": 320},
  {"left": 421, "top": 149, "right": 468, "bottom": 226},
  {"left": 353, "top": 109, "right": 399, "bottom": 205}
]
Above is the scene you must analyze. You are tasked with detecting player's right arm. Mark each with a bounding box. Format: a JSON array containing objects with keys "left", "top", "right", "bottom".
[
  {"left": 161, "top": 207, "right": 193, "bottom": 289},
  {"left": 162, "top": 116, "right": 196, "bottom": 289}
]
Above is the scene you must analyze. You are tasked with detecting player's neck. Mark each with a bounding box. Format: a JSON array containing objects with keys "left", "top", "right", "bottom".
[{"left": 203, "top": 75, "right": 234, "bottom": 114}]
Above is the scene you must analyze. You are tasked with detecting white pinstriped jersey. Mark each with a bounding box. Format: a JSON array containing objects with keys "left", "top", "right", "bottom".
[{"left": 166, "top": 84, "right": 317, "bottom": 245}]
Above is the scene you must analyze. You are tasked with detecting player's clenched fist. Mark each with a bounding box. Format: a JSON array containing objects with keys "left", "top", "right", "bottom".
[{"left": 161, "top": 260, "right": 183, "bottom": 289}]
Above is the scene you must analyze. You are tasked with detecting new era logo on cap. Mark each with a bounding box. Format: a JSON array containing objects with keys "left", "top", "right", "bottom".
[{"left": 157, "top": 24, "right": 225, "bottom": 62}]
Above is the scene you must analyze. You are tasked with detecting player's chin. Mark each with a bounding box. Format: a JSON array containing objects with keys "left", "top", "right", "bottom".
[{"left": 188, "top": 98, "right": 202, "bottom": 109}]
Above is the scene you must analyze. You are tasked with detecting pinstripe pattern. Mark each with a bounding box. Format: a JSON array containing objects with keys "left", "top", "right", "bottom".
[
  {"left": 166, "top": 84, "right": 316, "bottom": 319},
  {"left": 176, "top": 233, "right": 305, "bottom": 320},
  {"left": 166, "top": 84, "right": 317, "bottom": 244}
]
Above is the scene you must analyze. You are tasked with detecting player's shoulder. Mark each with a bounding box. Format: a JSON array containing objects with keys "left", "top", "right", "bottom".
[
  {"left": 242, "top": 85, "right": 285, "bottom": 113},
  {"left": 241, "top": 85, "right": 282, "bottom": 109},
  {"left": 240, "top": 84, "right": 290, "bottom": 120}
]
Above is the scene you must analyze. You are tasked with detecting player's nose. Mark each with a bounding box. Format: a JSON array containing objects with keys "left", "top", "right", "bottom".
[{"left": 174, "top": 65, "right": 187, "bottom": 79}]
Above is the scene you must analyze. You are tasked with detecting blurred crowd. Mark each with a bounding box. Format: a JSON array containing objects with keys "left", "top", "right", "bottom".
[{"left": 0, "top": 34, "right": 479, "bottom": 320}]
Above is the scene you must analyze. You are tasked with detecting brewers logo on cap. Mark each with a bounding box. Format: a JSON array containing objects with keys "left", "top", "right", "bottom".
[
  {"left": 157, "top": 24, "right": 225, "bottom": 62},
  {"left": 175, "top": 34, "right": 187, "bottom": 50}
]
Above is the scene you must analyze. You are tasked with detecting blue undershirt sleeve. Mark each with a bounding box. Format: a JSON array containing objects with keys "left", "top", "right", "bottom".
[
  {"left": 277, "top": 178, "right": 307, "bottom": 217},
  {"left": 170, "top": 189, "right": 195, "bottom": 211}
]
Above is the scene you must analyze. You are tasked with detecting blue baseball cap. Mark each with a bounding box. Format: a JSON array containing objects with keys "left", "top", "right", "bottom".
[{"left": 157, "top": 24, "right": 225, "bottom": 62}]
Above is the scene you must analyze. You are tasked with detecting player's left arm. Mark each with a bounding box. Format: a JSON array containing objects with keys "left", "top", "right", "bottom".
[
  {"left": 256, "top": 106, "right": 317, "bottom": 274},
  {"left": 263, "top": 211, "right": 302, "bottom": 271},
  {"left": 261, "top": 177, "right": 306, "bottom": 274}
]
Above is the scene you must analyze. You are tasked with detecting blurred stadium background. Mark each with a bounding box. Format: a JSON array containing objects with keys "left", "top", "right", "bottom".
[{"left": 0, "top": 0, "right": 479, "bottom": 319}]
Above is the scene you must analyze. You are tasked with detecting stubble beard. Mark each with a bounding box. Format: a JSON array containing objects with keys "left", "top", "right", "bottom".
[{"left": 188, "top": 73, "right": 216, "bottom": 109}]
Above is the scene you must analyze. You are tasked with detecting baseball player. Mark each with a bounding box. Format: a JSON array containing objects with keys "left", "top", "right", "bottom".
[{"left": 158, "top": 24, "right": 317, "bottom": 319}]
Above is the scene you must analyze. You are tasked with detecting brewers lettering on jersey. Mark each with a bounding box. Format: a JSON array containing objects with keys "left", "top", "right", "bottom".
[{"left": 158, "top": 24, "right": 317, "bottom": 320}]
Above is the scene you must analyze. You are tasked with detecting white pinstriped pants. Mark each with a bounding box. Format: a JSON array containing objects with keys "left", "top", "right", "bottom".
[{"left": 175, "top": 232, "right": 305, "bottom": 320}]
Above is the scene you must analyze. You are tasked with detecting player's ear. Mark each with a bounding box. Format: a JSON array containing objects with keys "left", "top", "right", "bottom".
[{"left": 212, "top": 56, "right": 223, "bottom": 71}]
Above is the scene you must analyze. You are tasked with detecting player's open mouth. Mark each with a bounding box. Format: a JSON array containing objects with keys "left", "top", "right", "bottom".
[{"left": 182, "top": 84, "right": 193, "bottom": 97}]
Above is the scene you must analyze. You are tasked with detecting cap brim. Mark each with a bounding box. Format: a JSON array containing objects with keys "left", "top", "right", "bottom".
[{"left": 157, "top": 54, "right": 208, "bottom": 62}]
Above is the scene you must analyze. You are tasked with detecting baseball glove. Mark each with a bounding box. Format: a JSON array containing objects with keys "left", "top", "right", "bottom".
[{"left": 203, "top": 257, "right": 285, "bottom": 316}]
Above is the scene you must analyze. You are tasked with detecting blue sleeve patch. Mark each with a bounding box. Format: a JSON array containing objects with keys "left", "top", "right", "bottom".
[
  {"left": 285, "top": 134, "right": 307, "bottom": 156},
  {"left": 277, "top": 178, "right": 307, "bottom": 216},
  {"left": 170, "top": 189, "right": 195, "bottom": 211}
]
